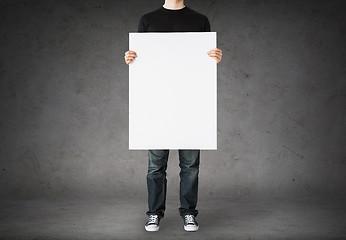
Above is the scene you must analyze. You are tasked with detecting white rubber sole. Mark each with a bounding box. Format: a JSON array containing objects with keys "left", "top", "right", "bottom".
[
  {"left": 145, "top": 225, "right": 159, "bottom": 232},
  {"left": 184, "top": 225, "right": 199, "bottom": 231}
]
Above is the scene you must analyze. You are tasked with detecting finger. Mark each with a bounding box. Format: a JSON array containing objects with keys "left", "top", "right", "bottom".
[
  {"left": 214, "top": 48, "right": 222, "bottom": 53},
  {"left": 209, "top": 51, "right": 222, "bottom": 56},
  {"left": 207, "top": 51, "right": 221, "bottom": 57},
  {"left": 209, "top": 55, "right": 221, "bottom": 61},
  {"left": 208, "top": 48, "right": 222, "bottom": 53},
  {"left": 209, "top": 49, "right": 222, "bottom": 54},
  {"left": 126, "top": 50, "right": 137, "bottom": 54},
  {"left": 208, "top": 53, "right": 221, "bottom": 57},
  {"left": 129, "top": 52, "right": 137, "bottom": 57},
  {"left": 125, "top": 52, "right": 137, "bottom": 57},
  {"left": 126, "top": 59, "right": 134, "bottom": 62},
  {"left": 125, "top": 56, "right": 136, "bottom": 60},
  {"left": 130, "top": 51, "right": 137, "bottom": 56},
  {"left": 126, "top": 51, "right": 137, "bottom": 55}
]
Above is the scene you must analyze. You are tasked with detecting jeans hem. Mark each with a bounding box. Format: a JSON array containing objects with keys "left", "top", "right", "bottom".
[
  {"left": 179, "top": 209, "right": 199, "bottom": 218},
  {"left": 146, "top": 211, "right": 164, "bottom": 220}
]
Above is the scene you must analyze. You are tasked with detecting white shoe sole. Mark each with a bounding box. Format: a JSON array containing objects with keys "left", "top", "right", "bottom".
[
  {"left": 145, "top": 225, "right": 159, "bottom": 232},
  {"left": 184, "top": 225, "right": 199, "bottom": 231}
]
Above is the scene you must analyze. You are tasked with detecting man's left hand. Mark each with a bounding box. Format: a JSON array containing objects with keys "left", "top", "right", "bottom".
[{"left": 207, "top": 48, "right": 222, "bottom": 63}]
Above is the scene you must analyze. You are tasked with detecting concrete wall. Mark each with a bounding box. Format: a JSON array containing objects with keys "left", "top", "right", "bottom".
[{"left": 1, "top": 0, "right": 345, "bottom": 200}]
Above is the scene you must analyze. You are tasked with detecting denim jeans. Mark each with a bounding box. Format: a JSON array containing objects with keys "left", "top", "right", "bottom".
[{"left": 146, "top": 149, "right": 200, "bottom": 219}]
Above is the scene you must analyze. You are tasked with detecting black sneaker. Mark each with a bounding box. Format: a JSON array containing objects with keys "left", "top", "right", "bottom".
[
  {"left": 145, "top": 214, "right": 160, "bottom": 232},
  {"left": 183, "top": 214, "right": 199, "bottom": 231}
]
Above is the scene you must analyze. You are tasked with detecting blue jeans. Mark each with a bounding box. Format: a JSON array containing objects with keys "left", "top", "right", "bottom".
[{"left": 146, "top": 149, "right": 200, "bottom": 219}]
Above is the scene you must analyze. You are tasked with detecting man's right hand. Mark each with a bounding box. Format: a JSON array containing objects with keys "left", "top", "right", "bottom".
[{"left": 124, "top": 50, "right": 137, "bottom": 65}]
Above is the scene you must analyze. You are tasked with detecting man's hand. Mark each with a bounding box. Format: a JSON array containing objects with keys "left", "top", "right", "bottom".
[
  {"left": 124, "top": 50, "right": 137, "bottom": 65},
  {"left": 207, "top": 48, "right": 222, "bottom": 63}
]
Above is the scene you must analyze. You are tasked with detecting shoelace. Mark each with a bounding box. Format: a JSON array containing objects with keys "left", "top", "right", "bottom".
[
  {"left": 184, "top": 214, "right": 195, "bottom": 224},
  {"left": 148, "top": 214, "right": 158, "bottom": 223}
]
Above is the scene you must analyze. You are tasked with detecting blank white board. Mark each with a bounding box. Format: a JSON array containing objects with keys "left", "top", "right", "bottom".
[{"left": 129, "top": 32, "right": 217, "bottom": 150}]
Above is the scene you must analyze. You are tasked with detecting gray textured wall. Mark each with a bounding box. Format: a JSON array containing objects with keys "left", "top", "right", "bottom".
[{"left": 0, "top": 0, "right": 345, "bottom": 201}]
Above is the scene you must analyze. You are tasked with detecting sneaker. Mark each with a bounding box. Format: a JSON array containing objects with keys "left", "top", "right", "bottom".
[
  {"left": 145, "top": 214, "right": 160, "bottom": 232},
  {"left": 183, "top": 214, "right": 199, "bottom": 231}
]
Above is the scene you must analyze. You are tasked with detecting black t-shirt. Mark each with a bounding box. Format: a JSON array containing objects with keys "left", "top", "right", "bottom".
[{"left": 138, "top": 5, "right": 211, "bottom": 32}]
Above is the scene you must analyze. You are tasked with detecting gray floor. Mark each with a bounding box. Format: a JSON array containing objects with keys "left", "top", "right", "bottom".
[{"left": 1, "top": 195, "right": 345, "bottom": 240}]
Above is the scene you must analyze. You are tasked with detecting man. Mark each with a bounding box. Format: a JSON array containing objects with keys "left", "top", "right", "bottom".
[{"left": 124, "top": 0, "right": 222, "bottom": 232}]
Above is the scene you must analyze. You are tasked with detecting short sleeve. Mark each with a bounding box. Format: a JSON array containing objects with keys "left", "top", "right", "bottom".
[
  {"left": 138, "top": 15, "right": 146, "bottom": 32},
  {"left": 204, "top": 17, "right": 211, "bottom": 32}
]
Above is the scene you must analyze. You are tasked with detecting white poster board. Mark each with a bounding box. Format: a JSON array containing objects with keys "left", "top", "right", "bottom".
[{"left": 129, "top": 32, "right": 217, "bottom": 150}]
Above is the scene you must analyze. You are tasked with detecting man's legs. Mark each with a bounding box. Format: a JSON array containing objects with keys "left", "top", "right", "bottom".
[
  {"left": 178, "top": 149, "right": 200, "bottom": 218},
  {"left": 146, "top": 149, "right": 169, "bottom": 219}
]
